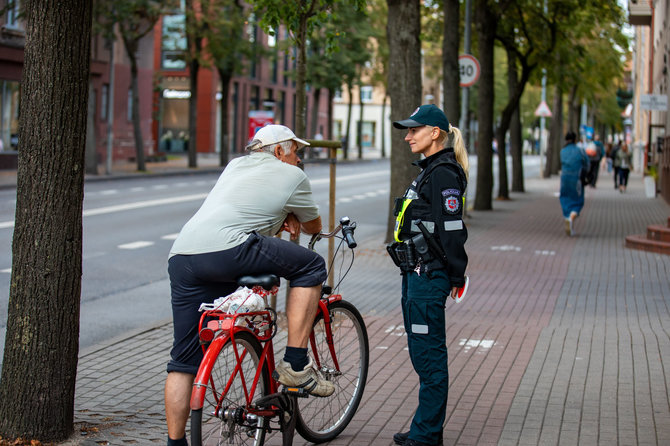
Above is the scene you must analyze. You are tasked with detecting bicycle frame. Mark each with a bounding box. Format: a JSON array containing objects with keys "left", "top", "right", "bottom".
[{"left": 190, "top": 292, "right": 344, "bottom": 412}]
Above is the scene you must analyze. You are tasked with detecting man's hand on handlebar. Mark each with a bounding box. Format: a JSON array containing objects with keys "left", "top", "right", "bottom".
[{"left": 281, "top": 213, "right": 301, "bottom": 240}]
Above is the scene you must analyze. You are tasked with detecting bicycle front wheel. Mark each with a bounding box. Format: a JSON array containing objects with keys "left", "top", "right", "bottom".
[
  {"left": 191, "top": 330, "right": 269, "bottom": 446},
  {"left": 296, "top": 300, "right": 369, "bottom": 443}
]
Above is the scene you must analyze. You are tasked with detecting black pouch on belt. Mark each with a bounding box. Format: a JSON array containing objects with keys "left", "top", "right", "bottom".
[{"left": 386, "top": 241, "right": 417, "bottom": 273}]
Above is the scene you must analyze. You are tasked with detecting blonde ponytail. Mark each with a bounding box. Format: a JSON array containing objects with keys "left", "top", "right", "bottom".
[{"left": 448, "top": 126, "right": 469, "bottom": 181}]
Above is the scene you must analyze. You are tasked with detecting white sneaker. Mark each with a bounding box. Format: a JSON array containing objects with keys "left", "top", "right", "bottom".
[{"left": 273, "top": 357, "right": 335, "bottom": 397}]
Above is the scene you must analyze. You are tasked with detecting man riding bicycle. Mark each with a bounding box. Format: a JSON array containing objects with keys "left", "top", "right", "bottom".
[{"left": 164, "top": 124, "right": 333, "bottom": 446}]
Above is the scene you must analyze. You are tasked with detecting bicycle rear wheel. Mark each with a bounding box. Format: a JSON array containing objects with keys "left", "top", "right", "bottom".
[
  {"left": 191, "top": 330, "right": 270, "bottom": 446},
  {"left": 296, "top": 300, "right": 369, "bottom": 443}
]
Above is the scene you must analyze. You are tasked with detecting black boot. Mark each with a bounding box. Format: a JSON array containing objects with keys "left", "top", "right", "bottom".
[{"left": 393, "top": 431, "right": 409, "bottom": 445}]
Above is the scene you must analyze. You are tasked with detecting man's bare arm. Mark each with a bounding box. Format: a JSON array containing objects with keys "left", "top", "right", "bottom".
[{"left": 301, "top": 216, "right": 322, "bottom": 235}]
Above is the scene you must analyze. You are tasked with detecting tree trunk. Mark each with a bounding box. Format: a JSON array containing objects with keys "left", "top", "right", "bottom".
[
  {"left": 218, "top": 70, "right": 232, "bottom": 167},
  {"left": 567, "top": 84, "right": 579, "bottom": 134},
  {"left": 308, "top": 87, "right": 320, "bottom": 158},
  {"left": 344, "top": 82, "right": 353, "bottom": 160},
  {"left": 551, "top": 87, "right": 564, "bottom": 176},
  {"left": 129, "top": 54, "right": 146, "bottom": 171},
  {"left": 381, "top": 93, "right": 388, "bottom": 158},
  {"left": 188, "top": 57, "right": 199, "bottom": 168},
  {"left": 295, "top": 16, "right": 308, "bottom": 138},
  {"left": 386, "top": 0, "right": 422, "bottom": 242},
  {"left": 495, "top": 47, "right": 532, "bottom": 199},
  {"left": 310, "top": 88, "right": 320, "bottom": 138},
  {"left": 0, "top": 0, "right": 91, "bottom": 440},
  {"left": 357, "top": 86, "right": 364, "bottom": 159},
  {"left": 510, "top": 101, "right": 524, "bottom": 192},
  {"left": 545, "top": 83, "right": 563, "bottom": 178},
  {"left": 474, "top": 0, "right": 495, "bottom": 210},
  {"left": 442, "top": 0, "right": 460, "bottom": 125},
  {"left": 327, "top": 88, "right": 334, "bottom": 140}
]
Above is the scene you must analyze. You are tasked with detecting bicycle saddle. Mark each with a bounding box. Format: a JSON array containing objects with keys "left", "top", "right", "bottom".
[{"left": 237, "top": 274, "right": 280, "bottom": 290}]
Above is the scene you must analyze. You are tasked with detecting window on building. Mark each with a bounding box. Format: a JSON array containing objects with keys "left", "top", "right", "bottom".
[
  {"left": 333, "top": 89, "right": 343, "bottom": 101},
  {"left": 250, "top": 86, "right": 260, "bottom": 111},
  {"left": 360, "top": 121, "right": 376, "bottom": 147},
  {"left": 360, "top": 86, "right": 373, "bottom": 103},
  {"left": 0, "top": 80, "right": 20, "bottom": 150},
  {"left": 101, "top": 84, "right": 109, "bottom": 121},
  {"left": 162, "top": 13, "right": 187, "bottom": 70},
  {"left": 333, "top": 120, "right": 343, "bottom": 141},
  {"left": 6, "top": 0, "right": 22, "bottom": 29}
]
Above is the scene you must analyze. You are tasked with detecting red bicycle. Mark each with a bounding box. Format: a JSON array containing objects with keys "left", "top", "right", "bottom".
[{"left": 190, "top": 217, "right": 369, "bottom": 445}]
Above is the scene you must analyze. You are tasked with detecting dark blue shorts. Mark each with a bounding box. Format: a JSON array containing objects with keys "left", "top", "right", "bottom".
[{"left": 167, "top": 232, "right": 327, "bottom": 375}]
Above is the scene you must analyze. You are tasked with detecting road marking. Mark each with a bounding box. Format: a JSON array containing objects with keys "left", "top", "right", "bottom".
[
  {"left": 310, "top": 170, "right": 388, "bottom": 186},
  {"left": 491, "top": 245, "right": 521, "bottom": 252},
  {"left": 459, "top": 339, "right": 496, "bottom": 352},
  {"left": 353, "top": 194, "right": 368, "bottom": 200},
  {"left": 152, "top": 184, "right": 168, "bottom": 190},
  {"left": 0, "top": 175, "right": 388, "bottom": 230},
  {"left": 130, "top": 187, "right": 145, "bottom": 192},
  {"left": 535, "top": 250, "right": 556, "bottom": 256},
  {"left": 162, "top": 233, "right": 179, "bottom": 240},
  {"left": 118, "top": 241, "right": 155, "bottom": 250},
  {"left": 100, "top": 189, "right": 119, "bottom": 195},
  {"left": 375, "top": 346, "right": 389, "bottom": 350},
  {"left": 83, "top": 193, "right": 207, "bottom": 217},
  {"left": 1, "top": 268, "right": 10, "bottom": 274}
]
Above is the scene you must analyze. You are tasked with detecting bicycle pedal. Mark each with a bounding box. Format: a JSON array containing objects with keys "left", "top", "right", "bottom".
[{"left": 281, "top": 386, "right": 309, "bottom": 398}]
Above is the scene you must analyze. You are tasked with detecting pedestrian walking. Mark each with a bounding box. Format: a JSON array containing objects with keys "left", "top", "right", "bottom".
[
  {"left": 387, "top": 104, "right": 469, "bottom": 446},
  {"left": 616, "top": 142, "right": 633, "bottom": 193},
  {"left": 585, "top": 134, "right": 605, "bottom": 187},
  {"left": 559, "top": 131, "right": 590, "bottom": 236},
  {"left": 610, "top": 140, "right": 622, "bottom": 189}
]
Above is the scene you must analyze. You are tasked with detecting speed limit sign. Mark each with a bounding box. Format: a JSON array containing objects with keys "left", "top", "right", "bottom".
[{"left": 458, "top": 54, "right": 480, "bottom": 87}]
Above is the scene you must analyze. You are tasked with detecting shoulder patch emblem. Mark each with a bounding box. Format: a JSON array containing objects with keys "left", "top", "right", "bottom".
[{"left": 442, "top": 189, "right": 461, "bottom": 214}]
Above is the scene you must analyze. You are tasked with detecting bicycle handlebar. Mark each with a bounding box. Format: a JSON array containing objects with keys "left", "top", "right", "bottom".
[{"left": 308, "top": 216, "right": 357, "bottom": 250}]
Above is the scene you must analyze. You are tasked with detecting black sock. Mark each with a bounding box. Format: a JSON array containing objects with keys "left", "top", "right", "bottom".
[
  {"left": 283, "top": 346, "right": 309, "bottom": 371},
  {"left": 167, "top": 435, "right": 188, "bottom": 446}
]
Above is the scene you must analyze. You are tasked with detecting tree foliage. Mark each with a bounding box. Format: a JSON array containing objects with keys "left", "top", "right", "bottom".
[
  {"left": 94, "top": 0, "right": 176, "bottom": 171},
  {"left": 254, "top": 0, "right": 364, "bottom": 138},
  {"left": 200, "top": 0, "right": 257, "bottom": 166},
  {"left": 304, "top": 1, "right": 375, "bottom": 154}
]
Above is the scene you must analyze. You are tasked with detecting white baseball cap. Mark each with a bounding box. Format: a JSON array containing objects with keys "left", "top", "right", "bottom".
[{"left": 247, "top": 124, "right": 310, "bottom": 151}]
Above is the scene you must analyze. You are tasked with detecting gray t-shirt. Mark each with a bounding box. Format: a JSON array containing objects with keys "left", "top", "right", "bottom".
[{"left": 169, "top": 152, "right": 319, "bottom": 256}]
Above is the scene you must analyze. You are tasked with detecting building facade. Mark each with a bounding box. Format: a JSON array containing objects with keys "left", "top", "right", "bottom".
[
  {"left": 0, "top": 3, "right": 329, "bottom": 170},
  {"left": 629, "top": 0, "right": 670, "bottom": 202}
]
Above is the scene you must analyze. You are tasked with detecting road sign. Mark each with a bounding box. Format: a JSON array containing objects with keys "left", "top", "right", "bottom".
[
  {"left": 640, "top": 94, "right": 668, "bottom": 111},
  {"left": 534, "top": 100, "right": 552, "bottom": 117},
  {"left": 458, "top": 54, "right": 480, "bottom": 87}
]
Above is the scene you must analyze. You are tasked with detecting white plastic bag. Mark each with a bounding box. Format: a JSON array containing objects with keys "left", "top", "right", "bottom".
[{"left": 199, "top": 287, "right": 267, "bottom": 313}]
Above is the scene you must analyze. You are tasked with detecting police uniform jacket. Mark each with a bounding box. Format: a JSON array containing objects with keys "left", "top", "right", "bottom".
[{"left": 397, "top": 148, "right": 468, "bottom": 287}]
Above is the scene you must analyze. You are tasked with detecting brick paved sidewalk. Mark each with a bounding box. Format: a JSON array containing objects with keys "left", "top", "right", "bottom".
[{"left": 58, "top": 171, "right": 670, "bottom": 445}]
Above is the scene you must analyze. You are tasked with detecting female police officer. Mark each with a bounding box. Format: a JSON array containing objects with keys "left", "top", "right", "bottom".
[{"left": 388, "top": 104, "right": 469, "bottom": 446}]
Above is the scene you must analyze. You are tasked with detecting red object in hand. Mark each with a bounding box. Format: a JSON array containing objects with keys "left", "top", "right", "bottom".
[{"left": 454, "top": 276, "right": 469, "bottom": 303}]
